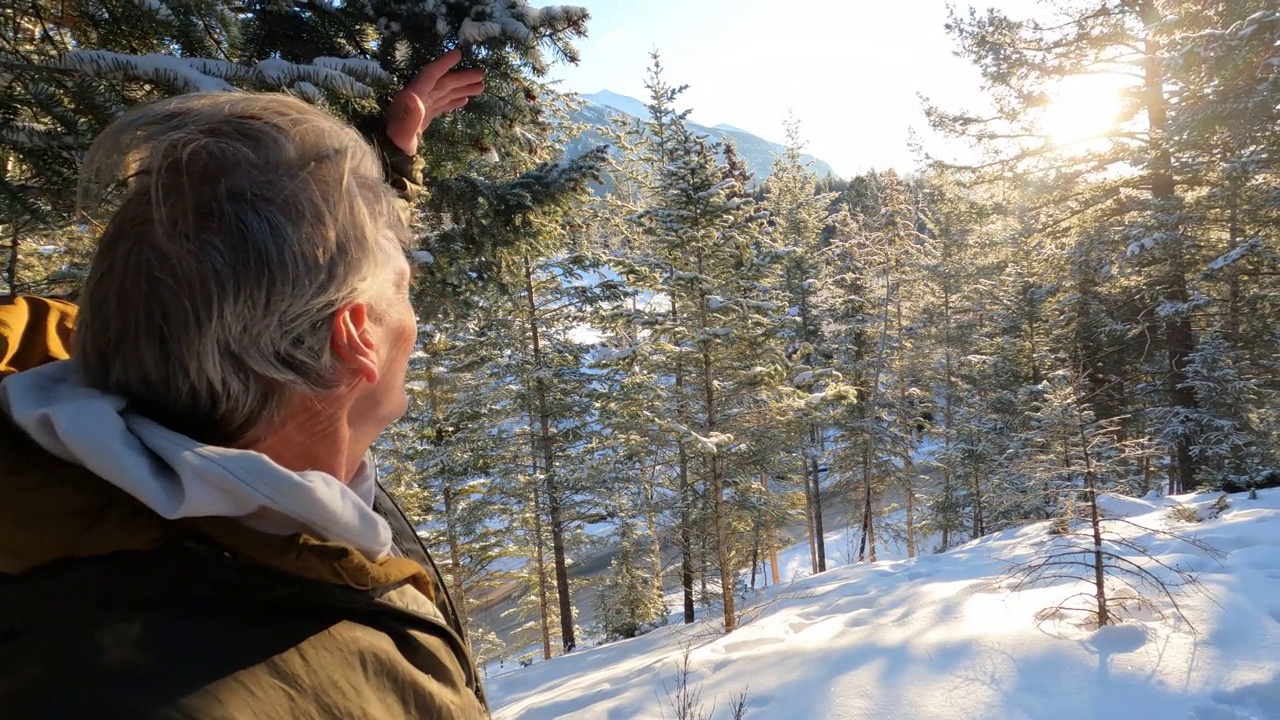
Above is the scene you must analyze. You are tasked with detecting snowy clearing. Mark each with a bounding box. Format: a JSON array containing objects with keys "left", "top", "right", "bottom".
[{"left": 488, "top": 490, "right": 1280, "bottom": 720}]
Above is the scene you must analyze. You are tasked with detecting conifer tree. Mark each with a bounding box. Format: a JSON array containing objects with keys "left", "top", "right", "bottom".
[
  {"left": 382, "top": 309, "right": 519, "bottom": 648},
  {"left": 2, "top": 0, "right": 600, "bottom": 302},
  {"left": 838, "top": 170, "right": 929, "bottom": 562},
  {"left": 765, "top": 118, "right": 846, "bottom": 573},
  {"left": 933, "top": 0, "right": 1206, "bottom": 491},
  {"left": 591, "top": 53, "right": 702, "bottom": 624},
  {"left": 594, "top": 511, "right": 665, "bottom": 641},
  {"left": 1181, "top": 332, "right": 1274, "bottom": 489},
  {"left": 607, "top": 56, "right": 782, "bottom": 632}
]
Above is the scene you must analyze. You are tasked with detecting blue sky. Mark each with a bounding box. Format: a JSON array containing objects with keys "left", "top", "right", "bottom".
[{"left": 547, "top": 0, "right": 1040, "bottom": 177}]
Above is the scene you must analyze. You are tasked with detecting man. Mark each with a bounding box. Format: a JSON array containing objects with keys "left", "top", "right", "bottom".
[{"left": 0, "top": 52, "right": 490, "bottom": 719}]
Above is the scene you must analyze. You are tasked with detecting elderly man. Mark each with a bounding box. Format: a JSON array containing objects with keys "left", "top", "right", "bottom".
[{"left": 0, "top": 53, "right": 490, "bottom": 719}]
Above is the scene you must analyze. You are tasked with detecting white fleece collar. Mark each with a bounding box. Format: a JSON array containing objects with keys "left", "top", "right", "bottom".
[{"left": 0, "top": 360, "right": 392, "bottom": 560}]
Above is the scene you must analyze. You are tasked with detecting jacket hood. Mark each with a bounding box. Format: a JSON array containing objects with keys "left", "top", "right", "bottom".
[
  {"left": 0, "top": 297, "right": 430, "bottom": 596},
  {"left": 0, "top": 359, "right": 393, "bottom": 560}
]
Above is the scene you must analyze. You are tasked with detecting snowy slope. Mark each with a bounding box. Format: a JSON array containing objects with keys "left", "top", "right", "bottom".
[
  {"left": 571, "top": 90, "right": 840, "bottom": 181},
  {"left": 582, "top": 90, "right": 651, "bottom": 119},
  {"left": 487, "top": 490, "right": 1280, "bottom": 720}
]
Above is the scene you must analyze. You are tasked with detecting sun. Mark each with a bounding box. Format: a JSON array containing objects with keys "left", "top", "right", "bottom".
[{"left": 1038, "top": 72, "right": 1132, "bottom": 150}]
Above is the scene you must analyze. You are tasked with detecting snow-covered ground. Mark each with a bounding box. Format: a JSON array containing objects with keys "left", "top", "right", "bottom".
[{"left": 487, "top": 490, "right": 1280, "bottom": 719}]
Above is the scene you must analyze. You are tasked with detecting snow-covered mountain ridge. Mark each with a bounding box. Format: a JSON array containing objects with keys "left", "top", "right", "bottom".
[
  {"left": 570, "top": 90, "right": 839, "bottom": 182},
  {"left": 488, "top": 489, "right": 1280, "bottom": 720}
]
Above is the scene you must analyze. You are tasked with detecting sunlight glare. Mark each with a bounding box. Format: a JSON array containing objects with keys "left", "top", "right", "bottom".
[{"left": 1038, "top": 73, "right": 1131, "bottom": 150}]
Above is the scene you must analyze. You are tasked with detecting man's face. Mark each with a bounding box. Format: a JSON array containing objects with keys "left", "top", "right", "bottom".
[{"left": 371, "top": 256, "right": 418, "bottom": 428}]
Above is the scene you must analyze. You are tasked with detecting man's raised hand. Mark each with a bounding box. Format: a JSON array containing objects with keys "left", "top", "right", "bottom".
[{"left": 385, "top": 49, "right": 486, "bottom": 155}]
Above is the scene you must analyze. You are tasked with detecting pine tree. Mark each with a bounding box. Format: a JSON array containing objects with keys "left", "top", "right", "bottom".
[
  {"left": 765, "top": 117, "right": 848, "bottom": 573},
  {"left": 915, "top": 172, "right": 1000, "bottom": 548},
  {"left": 934, "top": 0, "right": 1207, "bottom": 491},
  {"left": 1, "top": 0, "right": 600, "bottom": 301},
  {"left": 378, "top": 83, "right": 607, "bottom": 660},
  {"left": 604, "top": 56, "right": 783, "bottom": 633},
  {"left": 382, "top": 313, "right": 517, "bottom": 647},
  {"left": 836, "top": 170, "right": 929, "bottom": 562},
  {"left": 1003, "top": 370, "right": 1205, "bottom": 631},
  {"left": 1181, "top": 332, "right": 1274, "bottom": 490},
  {"left": 593, "top": 512, "right": 664, "bottom": 641}
]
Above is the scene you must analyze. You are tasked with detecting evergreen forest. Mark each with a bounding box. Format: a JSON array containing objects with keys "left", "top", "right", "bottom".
[{"left": 4, "top": 0, "right": 1279, "bottom": 667}]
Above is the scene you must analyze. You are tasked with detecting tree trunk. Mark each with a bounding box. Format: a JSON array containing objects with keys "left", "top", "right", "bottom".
[
  {"left": 763, "top": 474, "right": 781, "bottom": 585},
  {"left": 971, "top": 442, "right": 984, "bottom": 538},
  {"left": 799, "top": 290, "right": 825, "bottom": 575},
  {"left": 1079, "top": 419, "right": 1109, "bottom": 628},
  {"left": 803, "top": 472, "right": 818, "bottom": 573},
  {"left": 694, "top": 247, "right": 734, "bottom": 633},
  {"left": 941, "top": 287, "right": 955, "bottom": 550},
  {"left": 1139, "top": 1, "right": 1198, "bottom": 493},
  {"left": 427, "top": 382, "right": 470, "bottom": 641},
  {"left": 856, "top": 250, "right": 893, "bottom": 563},
  {"left": 809, "top": 426, "right": 826, "bottom": 572},
  {"left": 531, "top": 482, "right": 553, "bottom": 660},
  {"left": 698, "top": 531, "right": 709, "bottom": 602},
  {"left": 895, "top": 291, "right": 917, "bottom": 558},
  {"left": 904, "top": 473, "right": 916, "bottom": 558},
  {"left": 679, "top": 441, "right": 695, "bottom": 623},
  {"left": 804, "top": 491, "right": 818, "bottom": 573},
  {"left": 670, "top": 294, "right": 697, "bottom": 625},
  {"left": 523, "top": 258, "right": 575, "bottom": 653},
  {"left": 859, "top": 442, "right": 877, "bottom": 562},
  {"left": 440, "top": 478, "right": 469, "bottom": 642},
  {"left": 711, "top": 450, "right": 735, "bottom": 632},
  {"left": 644, "top": 476, "right": 665, "bottom": 606}
]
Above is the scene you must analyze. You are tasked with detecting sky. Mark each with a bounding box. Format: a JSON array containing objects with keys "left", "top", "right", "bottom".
[{"left": 546, "top": 0, "right": 1041, "bottom": 178}]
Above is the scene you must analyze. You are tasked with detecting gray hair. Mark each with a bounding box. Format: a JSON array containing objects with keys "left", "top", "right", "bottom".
[{"left": 75, "top": 92, "right": 411, "bottom": 445}]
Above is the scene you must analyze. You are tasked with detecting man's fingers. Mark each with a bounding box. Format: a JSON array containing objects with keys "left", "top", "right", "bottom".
[
  {"left": 423, "top": 92, "right": 478, "bottom": 124},
  {"left": 404, "top": 49, "right": 464, "bottom": 96},
  {"left": 422, "top": 81, "right": 485, "bottom": 119},
  {"left": 442, "top": 80, "right": 486, "bottom": 103},
  {"left": 441, "top": 97, "right": 471, "bottom": 113},
  {"left": 423, "top": 68, "right": 486, "bottom": 97}
]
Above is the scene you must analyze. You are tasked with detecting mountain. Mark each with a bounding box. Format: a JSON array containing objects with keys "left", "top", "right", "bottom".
[
  {"left": 581, "top": 90, "right": 650, "bottom": 121},
  {"left": 571, "top": 91, "right": 838, "bottom": 184}
]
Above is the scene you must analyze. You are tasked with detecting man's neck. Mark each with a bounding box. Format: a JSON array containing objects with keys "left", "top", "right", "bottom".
[{"left": 243, "top": 395, "right": 370, "bottom": 483}]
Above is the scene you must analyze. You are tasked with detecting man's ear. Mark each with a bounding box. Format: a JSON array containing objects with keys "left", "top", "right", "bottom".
[{"left": 331, "top": 303, "right": 379, "bottom": 384}]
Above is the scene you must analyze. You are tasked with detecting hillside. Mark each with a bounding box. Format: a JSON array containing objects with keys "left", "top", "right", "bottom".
[
  {"left": 568, "top": 90, "right": 839, "bottom": 184},
  {"left": 487, "top": 490, "right": 1280, "bottom": 720}
]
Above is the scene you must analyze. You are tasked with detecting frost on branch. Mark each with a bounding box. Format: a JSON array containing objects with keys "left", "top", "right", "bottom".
[
  {"left": 251, "top": 57, "right": 381, "bottom": 98},
  {"left": 60, "top": 51, "right": 236, "bottom": 94},
  {"left": 0, "top": 123, "right": 80, "bottom": 149},
  {"left": 1205, "top": 238, "right": 1261, "bottom": 273},
  {"left": 132, "top": 0, "right": 175, "bottom": 22},
  {"left": 370, "top": 1, "right": 590, "bottom": 74},
  {"left": 58, "top": 51, "right": 394, "bottom": 100},
  {"left": 311, "top": 56, "right": 394, "bottom": 87}
]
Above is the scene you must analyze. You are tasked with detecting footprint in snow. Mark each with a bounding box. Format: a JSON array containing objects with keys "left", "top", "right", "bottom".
[
  {"left": 828, "top": 593, "right": 878, "bottom": 615},
  {"left": 844, "top": 614, "right": 872, "bottom": 630},
  {"left": 786, "top": 619, "right": 815, "bottom": 634},
  {"left": 721, "top": 636, "right": 786, "bottom": 655}
]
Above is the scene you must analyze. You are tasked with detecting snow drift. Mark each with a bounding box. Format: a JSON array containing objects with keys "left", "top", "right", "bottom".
[{"left": 488, "top": 490, "right": 1280, "bottom": 720}]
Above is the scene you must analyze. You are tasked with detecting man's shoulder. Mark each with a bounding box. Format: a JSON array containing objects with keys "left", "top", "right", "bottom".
[
  {"left": 0, "top": 544, "right": 488, "bottom": 719},
  {"left": 0, "top": 296, "right": 78, "bottom": 378}
]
